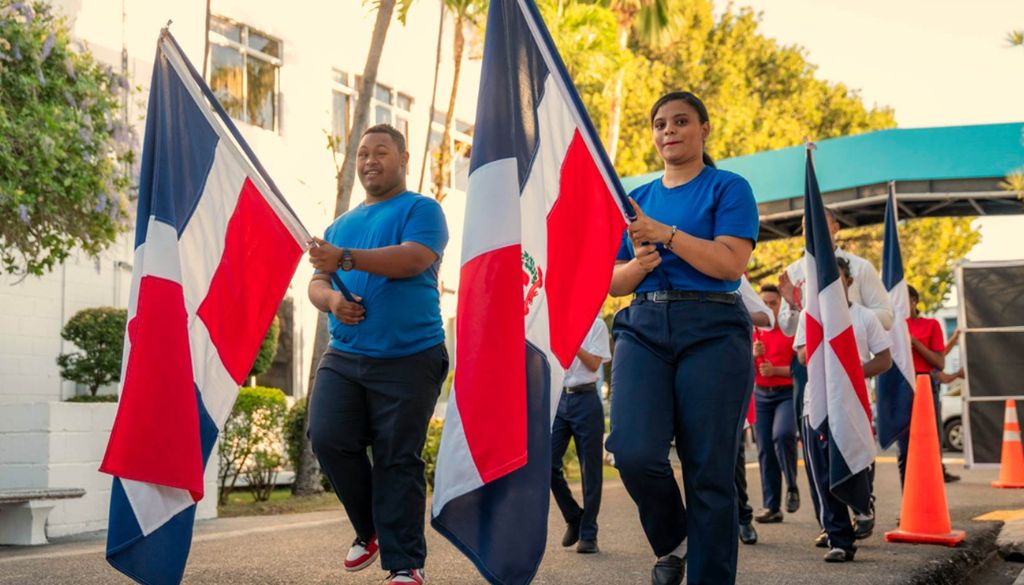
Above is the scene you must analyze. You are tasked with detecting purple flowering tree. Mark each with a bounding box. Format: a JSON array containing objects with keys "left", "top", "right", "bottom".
[{"left": 0, "top": 0, "right": 136, "bottom": 276}]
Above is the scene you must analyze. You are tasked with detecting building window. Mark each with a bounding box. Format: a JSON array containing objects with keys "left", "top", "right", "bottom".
[
  {"left": 207, "top": 16, "right": 281, "bottom": 132},
  {"left": 332, "top": 72, "right": 412, "bottom": 146},
  {"left": 429, "top": 110, "right": 473, "bottom": 192}
]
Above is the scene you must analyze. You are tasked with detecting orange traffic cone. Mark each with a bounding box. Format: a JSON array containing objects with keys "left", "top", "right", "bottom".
[
  {"left": 992, "top": 400, "right": 1024, "bottom": 489},
  {"left": 885, "top": 375, "right": 965, "bottom": 546}
]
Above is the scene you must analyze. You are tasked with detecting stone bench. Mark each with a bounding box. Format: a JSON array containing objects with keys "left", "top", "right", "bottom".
[{"left": 0, "top": 488, "right": 86, "bottom": 546}]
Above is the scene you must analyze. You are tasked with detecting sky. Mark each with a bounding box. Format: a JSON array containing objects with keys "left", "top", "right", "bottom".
[
  {"left": 732, "top": 0, "right": 1024, "bottom": 128},
  {"left": 733, "top": 0, "right": 1024, "bottom": 264}
]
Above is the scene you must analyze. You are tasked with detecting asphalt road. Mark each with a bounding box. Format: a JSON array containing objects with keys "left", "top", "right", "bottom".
[{"left": 1, "top": 456, "right": 1020, "bottom": 585}]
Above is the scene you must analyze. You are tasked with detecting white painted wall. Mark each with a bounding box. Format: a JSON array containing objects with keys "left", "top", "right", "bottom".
[{"left": 0, "top": 402, "right": 218, "bottom": 538}]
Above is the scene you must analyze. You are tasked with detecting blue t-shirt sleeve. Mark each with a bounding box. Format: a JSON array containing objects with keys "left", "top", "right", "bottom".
[
  {"left": 402, "top": 198, "right": 449, "bottom": 257},
  {"left": 713, "top": 176, "right": 759, "bottom": 244},
  {"left": 616, "top": 230, "right": 632, "bottom": 261}
]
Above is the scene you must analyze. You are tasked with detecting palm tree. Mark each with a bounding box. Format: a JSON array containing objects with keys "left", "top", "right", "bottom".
[
  {"left": 603, "top": 0, "right": 674, "bottom": 166},
  {"left": 1008, "top": 29, "right": 1024, "bottom": 48},
  {"left": 432, "top": 0, "right": 486, "bottom": 203},
  {"left": 418, "top": 5, "right": 446, "bottom": 193},
  {"left": 293, "top": 0, "right": 413, "bottom": 497}
]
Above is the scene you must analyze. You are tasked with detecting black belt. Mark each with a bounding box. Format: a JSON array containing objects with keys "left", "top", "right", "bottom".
[
  {"left": 636, "top": 290, "right": 738, "bottom": 304},
  {"left": 757, "top": 384, "right": 794, "bottom": 392},
  {"left": 564, "top": 382, "right": 597, "bottom": 394}
]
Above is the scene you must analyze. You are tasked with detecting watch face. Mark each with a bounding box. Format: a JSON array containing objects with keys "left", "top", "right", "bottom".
[{"left": 341, "top": 250, "right": 354, "bottom": 271}]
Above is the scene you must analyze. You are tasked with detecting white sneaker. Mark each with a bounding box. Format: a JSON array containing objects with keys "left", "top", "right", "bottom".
[
  {"left": 343, "top": 534, "right": 378, "bottom": 572},
  {"left": 386, "top": 568, "right": 425, "bottom": 584}
]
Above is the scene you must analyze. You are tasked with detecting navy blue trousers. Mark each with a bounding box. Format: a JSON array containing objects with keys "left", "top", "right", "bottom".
[
  {"left": 607, "top": 298, "right": 753, "bottom": 585},
  {"left": 736, "top": 438, "right": 753, "bottom": 525},
  {"left": 754, "top": 386, "right": 798, "bottom": 511},
  {"left": 308, "top": 344, "right": 448, "bottom": 571},
  {"left": 802, "top": 416, "right": 856, "bottom": 552},
  {"left": 551, "top": 387, "right": 605, "bottom": 541}
]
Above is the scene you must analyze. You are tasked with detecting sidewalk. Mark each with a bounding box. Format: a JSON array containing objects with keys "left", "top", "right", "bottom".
[{"left": 0, "top": 458, "right": 1018, "bottom": 584}]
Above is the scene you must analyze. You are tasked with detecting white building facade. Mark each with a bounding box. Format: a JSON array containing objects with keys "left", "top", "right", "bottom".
[{"left": 0, "top": 0, "right": 479, "bottom": 538}]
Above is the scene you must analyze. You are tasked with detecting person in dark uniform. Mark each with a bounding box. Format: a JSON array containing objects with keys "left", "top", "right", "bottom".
[
  {"left": 606, "top": 91, "right": 759, "bottom": 585},
  {"left": 551, "top": 317, "right": 612, "bottom": 554},
  {"left": 736, "top": 276, "right": 775, "bottom": 546},
  {"left": 306, "top": 124, "right": 449, "bottom": 585}
]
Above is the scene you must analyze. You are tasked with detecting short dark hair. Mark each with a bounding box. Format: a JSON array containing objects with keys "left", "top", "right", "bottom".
[
  {"left": 649, "top": 91, "right": 715, "bottom": 168},
  {"left": 760, "top": 283, "right": 780, "bottom": 295},
  {"left": 824, "top": 207, "right": 838, "bottom": 224},
  {"left": 361, "top": 124, "right": 407, "bottom": 154},
  {"left": 907, "top": 285, "right": 919, "bottom": 301},
  {"left": 836, "top": 256, "right": 852, "bottom": 278}
]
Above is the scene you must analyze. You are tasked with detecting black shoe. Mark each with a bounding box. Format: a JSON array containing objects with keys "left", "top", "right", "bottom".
[
  {"left": 823, "top": 547, "right": 855, "bottom": 562},
  {"left": 853, "top": 515, "right": 874, "bottom": 540},
  {"left": 651, "top": 555, "right": 685, "bottom": 585},
  {"left": 754, "top": 509, "right": 783, "bottom": 523},
  {"left": 814, "top": 530, "right": 829, "bottom": 548},
  {"left": 785, "top": 488, "right": 801, "bottom": 514},
  {"left": 576, "top": 539, "right": 599, "bottom": 554},
  {"left": 561, "top": 521, "right": 580, "bottom": 547},
  {"left": 739, "top": 522, "right": 758, "bottom": 545},
  {"left": 944, "top": 471, "right": 961, "bottom": 483}
]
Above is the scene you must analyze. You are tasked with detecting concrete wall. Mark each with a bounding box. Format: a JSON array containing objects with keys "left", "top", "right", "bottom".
[{"left": 0, "top": 402, "right": 217, "bottom": 538}]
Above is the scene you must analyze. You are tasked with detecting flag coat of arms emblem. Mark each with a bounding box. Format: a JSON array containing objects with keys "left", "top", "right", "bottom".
[
  {"left": 99, "top": 30, "right": 309, "bottom": 585},
  {"left": 430, "top": 0, "right": 630, "bottom": 583},
  {"left": 876, "top": 182, "right": 916, "bottom": 449},
  {"left": 802, "top": 147, "right": 875, "bottom": 513}
]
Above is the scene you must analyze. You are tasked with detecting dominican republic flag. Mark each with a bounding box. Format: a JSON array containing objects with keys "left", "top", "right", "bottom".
[
  {"left": 99, "top": 30, "right": 309, "bottom": 585},
  {"left": 802, "top": 145, "right": 875, "bottom": 514},
  {"left": 876, "top": 182, "right": 916, "bottom": 449},
  {"left": 430, "top": 0, "right": 630, "bottom": 582}
]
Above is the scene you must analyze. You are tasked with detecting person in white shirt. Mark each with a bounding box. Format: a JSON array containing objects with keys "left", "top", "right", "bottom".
[
  {"left": 793, "top": 257, "right": 892, "bottom": 562},
  {"left": 551, "top": 317, "right": 612, "bottom": 554},
  {"left": 778, "top": 207, "right": 894, "bottom": 338}
]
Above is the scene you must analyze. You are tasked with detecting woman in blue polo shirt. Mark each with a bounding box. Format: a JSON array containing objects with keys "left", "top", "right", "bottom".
[{"left": 606, "top": 92, "right": 759, "bottom": 585}]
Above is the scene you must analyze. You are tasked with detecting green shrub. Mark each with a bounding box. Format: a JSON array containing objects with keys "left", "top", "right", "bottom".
[
  {"left": 283, "top": 399, "right": 306, "bottom": 472},
  {"left": 65, "top": 393, "right": 117, "bottom": 403},
  {"left": 249, "top": 315, "right": 279, "bottom": 379},
  {"left": 56, "top": 307, "right": 126, "bottom": 396},
  {"left": 422, "top": 418, "right": 444, "bottom": 490},
  {"left": 218, "top": 387, "right": 287, "bottom": 504}
]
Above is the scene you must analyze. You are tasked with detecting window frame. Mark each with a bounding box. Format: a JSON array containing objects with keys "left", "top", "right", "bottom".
[{"left": 207, "top": 16, "right": 283, "bottom": 133}]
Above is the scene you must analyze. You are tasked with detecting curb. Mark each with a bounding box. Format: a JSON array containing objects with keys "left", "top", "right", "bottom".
[{"left": 900, "top": 522, "right": 1002, "bottom": 585}]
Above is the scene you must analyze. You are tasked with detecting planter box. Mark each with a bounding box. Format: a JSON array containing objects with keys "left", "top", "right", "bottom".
[{"left": 0, "top": 401, "right": 218, "bottom": 539}]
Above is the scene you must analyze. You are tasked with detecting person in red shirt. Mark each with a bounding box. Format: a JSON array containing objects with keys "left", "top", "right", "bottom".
[
  {"left": 903, "top": 285, "right": 959, "bottom": 483},
  {"left": 751, "top": 284, "right": 800, "bottom": 523}
]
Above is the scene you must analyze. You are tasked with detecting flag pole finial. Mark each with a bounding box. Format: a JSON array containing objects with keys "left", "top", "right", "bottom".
[{"left": 804, "top": 136, "right": 817, "bottom": 151}]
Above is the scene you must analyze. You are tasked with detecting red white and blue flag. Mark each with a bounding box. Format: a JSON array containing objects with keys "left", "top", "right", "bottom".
[
  {"left": 802, "top": 146, "right": 875, "bottom": 513},
  {"left": 430, "top": 0, "right": 629, "bottom": 582},
  {"left": 876, "top": 182, "right": 916, "bottom": 449},
  {"left": 99, "top": 31, "right": 308, "bottom": 585}
]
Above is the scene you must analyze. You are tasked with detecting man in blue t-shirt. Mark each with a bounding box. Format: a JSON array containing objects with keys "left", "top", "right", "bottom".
[{"left": 306, "top": 124, "right": 448, "bottom": 585}]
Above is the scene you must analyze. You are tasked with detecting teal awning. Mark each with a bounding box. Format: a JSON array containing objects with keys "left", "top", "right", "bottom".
[{"left": 622, "top": 123, "right": 1024, "bottom": 240}]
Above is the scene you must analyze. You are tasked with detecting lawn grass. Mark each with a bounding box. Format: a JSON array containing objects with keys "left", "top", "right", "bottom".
[{"left": 218, "top": 488, "right": 338, "bottom": 518}]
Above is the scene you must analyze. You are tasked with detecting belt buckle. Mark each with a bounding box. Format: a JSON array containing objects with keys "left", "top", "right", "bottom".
[{"left": 650, "top": 291, "right": 669, "bottom": 303}]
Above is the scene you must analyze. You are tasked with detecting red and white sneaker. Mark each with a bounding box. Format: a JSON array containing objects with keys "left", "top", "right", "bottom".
[
  {"left": 386, "top": 568, "right": 426, "bottom": 584},
  {"left": 343, "top": 534, "right": 379, "bottom": 572}
]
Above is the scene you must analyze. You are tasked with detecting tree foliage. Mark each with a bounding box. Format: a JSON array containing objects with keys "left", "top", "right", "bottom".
[
  {"left": 0, "top": 0, "right": 136, "bottom": 276},
  {"left": 56, "top": 306, "right": 126, "bottom": 396}
]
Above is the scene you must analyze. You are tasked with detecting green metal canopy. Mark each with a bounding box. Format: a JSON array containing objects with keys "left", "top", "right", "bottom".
[{"left": 621, "top": 123, "right": 1024, "bottom": 241}]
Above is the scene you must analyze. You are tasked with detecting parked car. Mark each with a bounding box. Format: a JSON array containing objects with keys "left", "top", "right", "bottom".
[{"left": 940, "top": 382, "right": 963, "bottom": 452}]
